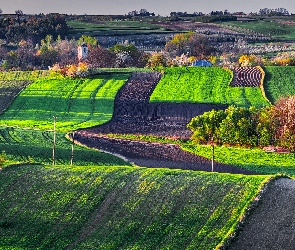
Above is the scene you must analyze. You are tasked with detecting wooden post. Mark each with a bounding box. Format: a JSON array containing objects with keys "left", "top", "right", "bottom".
[
  {"left": 52, "top": 116, "right": 57, "bottom": 165},
  {"left": 71, "top": 132, "right": 75, "bottom": 165},
  {"left": 211, "top": 144, "right": 214, "bottom": 172}
]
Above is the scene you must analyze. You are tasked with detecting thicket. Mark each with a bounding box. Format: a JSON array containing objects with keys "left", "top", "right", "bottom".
[{"left": 188, "top": 96, "right": 295, "bottom": 150}]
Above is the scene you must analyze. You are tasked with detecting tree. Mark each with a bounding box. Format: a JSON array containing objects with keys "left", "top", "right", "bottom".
[
  {"left": 86, "top": 46, "right": 116, "bottom": 68},
  {"left": 146, "top": 52, "right": 167, "bottom": 69},
  {"left": 110, "top": 43, "right": 147, "bottom": 68},
  {"left": 272, "top": 96, "right": 295, "bottom": 150}
]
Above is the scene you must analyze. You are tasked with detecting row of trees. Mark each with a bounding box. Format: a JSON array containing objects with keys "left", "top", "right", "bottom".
[
  {"left": 0, "top": 13, "right": 68, "bottom": 43},
  {"left": 187, "top": 96, "right": 295, "bottom": 150}
]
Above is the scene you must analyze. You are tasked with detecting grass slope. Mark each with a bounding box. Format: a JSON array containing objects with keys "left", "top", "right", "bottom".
[
  {"left": 0, "top": 127, "right": 130, "bottom": 166},
  {"left": 0, "top": 74, "right": 130, "bottom": 132},
  {"left": 263, "top": 66, "right": 295, "bottom": 104},
  {"left": 0, "top": 165, "right": 269, "bottom": 250},
  {"left": 150, "top": 67, "right": 270, "bottom": 108}
]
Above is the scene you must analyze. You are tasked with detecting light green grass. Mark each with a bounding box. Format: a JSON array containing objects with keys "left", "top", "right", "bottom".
[
  {"left": 0, "top": 164, "right": 270, "bottom": 249},
  {"left": 181, "top": 143, "right": 295, "bottom": 175},
  {"left": 150, "top": 67, "right": 270, "bottom": 108},
  {"left": 0, "top": 74, "right": 130, "bottom": 132}
]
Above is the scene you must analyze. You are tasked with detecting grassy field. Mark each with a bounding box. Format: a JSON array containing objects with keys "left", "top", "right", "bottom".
[
  {"left": 0, "top": 74, "right": 130, "bottom": 132},
  {"left": 99, "top": 133, "right": 295, "bottom": 176},
  {"left": 67, "top": 20, "right": 171, "bottom": 38},
  {"left": 223, "top": 20, "right": 295, "bottom": 40},
  {"left": 150, "top": 67, "right": 270, "bottom": 108},
  {"left": 0, "top": 127, "right": 131, "bottom": 166},
  {"left": 0, "top": 164, "right": 269, "bottom": 249},
  {"left": 263, "top": 66, "right": 295, "bottom": 104},
  {"left": 181, "top": 143, "right": 295, "bottom": 175}
]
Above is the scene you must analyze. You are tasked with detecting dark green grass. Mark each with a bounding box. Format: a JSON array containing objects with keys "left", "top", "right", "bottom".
[
  {"left": 263, "top": 66, "right": 295, "bottom": 104},
  {"left": 150, "top": 67, "right": 270, "bottom": 108},
  {"left": 0, "top": 74, "right": 130, "bottom": 132},
  {"left": 0, "top": 127, "right": 131, "bottom": 166},
  {"left": 0, "top": 164, "right": 269, "bottom": 249}
]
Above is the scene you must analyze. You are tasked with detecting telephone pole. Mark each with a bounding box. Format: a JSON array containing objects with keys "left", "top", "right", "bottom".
[{"left": 52, "top": 116, "right": 57, "bottom": 165}]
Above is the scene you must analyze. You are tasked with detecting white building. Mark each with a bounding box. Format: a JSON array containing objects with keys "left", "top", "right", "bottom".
[{"left": 78, "top": 43, "right": 88, "bottom": 61}]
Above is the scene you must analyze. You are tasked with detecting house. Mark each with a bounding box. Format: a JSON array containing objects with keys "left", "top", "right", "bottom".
[{"left": 191, "top": 60, "right": 212, "bottom": 67}]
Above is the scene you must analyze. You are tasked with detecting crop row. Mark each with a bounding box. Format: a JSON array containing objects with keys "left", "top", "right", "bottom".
[
  {"left": 0, "top": 165, "right": 269, "bottom": 249},
  {"left": 150, "top": 67, "right": 270, "bottom": 108},
  {"left": 0, "top": 80, "right": 33, "bottom": 114}
]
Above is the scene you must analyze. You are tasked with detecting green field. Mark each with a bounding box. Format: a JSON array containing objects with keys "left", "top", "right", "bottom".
[
  {"left": 223, "top": 20, "right": 295, "bottom": 40},
  {"left": 150, "top": 67, "right": 270, "bottom": 108},
  {"left": 0, "top": 164, "right": 269, "bottom": 249},
  {"left": 0, "top": 67, "right": 294, "bottom": 249},
  {"left": 181, "top": 143, "right": 295, "bottom": 175},
  {"left": 263, "top": 66, "right": 295, "bottom": 104},
  {"left": 0, "top": 74, "right": 130, "bottom": 132},
  {"left": 67, "top": 20, "right": 171, "bottom": 38},
  {"left": 0, "top": 127, "right": 130, "bottom": 166}
]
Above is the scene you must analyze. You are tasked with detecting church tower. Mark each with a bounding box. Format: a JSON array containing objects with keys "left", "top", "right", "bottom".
[{"left": 78, "top": 43, "right": 88, "bottom": 61}]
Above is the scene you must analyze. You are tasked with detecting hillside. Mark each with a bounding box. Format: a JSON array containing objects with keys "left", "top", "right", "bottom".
[{"left": 0, "top": 164, "right": 269, "bottom": 249}]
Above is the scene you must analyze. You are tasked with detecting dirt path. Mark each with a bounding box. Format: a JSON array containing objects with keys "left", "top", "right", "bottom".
[
  {"left": 228, "top": 178, "right": 295, "bottom": 250},
  {"left": 74, "top": 132, "right": 256, "bottom": 175}
]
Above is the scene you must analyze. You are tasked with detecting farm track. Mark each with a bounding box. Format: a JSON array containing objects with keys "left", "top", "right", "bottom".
[
  {"left": 75, "top": 131, "right": 256, "bottom": 174},
  {"left": 76, "top": 72, "right": 253, "bottom": 174}
]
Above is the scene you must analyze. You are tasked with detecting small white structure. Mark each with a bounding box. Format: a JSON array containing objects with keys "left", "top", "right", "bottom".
[{"left": 78, "top": 43, "right": 88, "bottom": 61}]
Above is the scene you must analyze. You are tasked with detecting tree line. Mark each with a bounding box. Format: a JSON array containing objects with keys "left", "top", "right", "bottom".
[{"left": 0, "top": 13, "right": 68, "bottom": 44}]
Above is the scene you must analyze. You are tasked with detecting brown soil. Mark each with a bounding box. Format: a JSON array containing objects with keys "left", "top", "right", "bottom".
[
  {"left": 227, "top": 178, "right": 295, "bottom": 250},
  {"left": 74, "top": 131, "right": 256, "bottom": 175}
]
